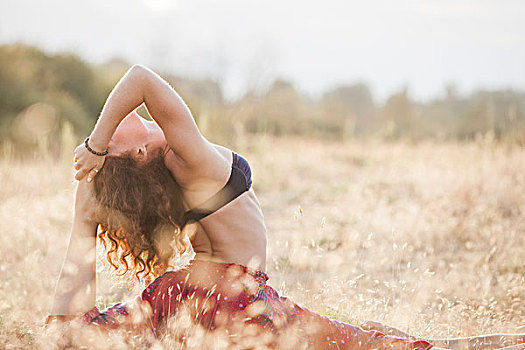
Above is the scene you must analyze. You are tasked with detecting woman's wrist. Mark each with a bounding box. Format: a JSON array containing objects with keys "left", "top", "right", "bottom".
[
  {"left": 86, "top": 134, "right": 109, "bottom": 154},
  {"left": 89, "top": 112, "right": 123, "bottom": 153},
  {"left": 45, "top": 306, "right": 100, "bottom": 325},
  {"left": 45, "top": 314, "right": 77, "bottom": 325},
  {"left": 84, "top": 137, "right": 109, "bottom": 156}
]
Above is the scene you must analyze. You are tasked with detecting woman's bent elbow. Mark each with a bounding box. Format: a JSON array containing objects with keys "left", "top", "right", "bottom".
[{"left": 131, "top": 64, "right": 156, "bottom": 77}]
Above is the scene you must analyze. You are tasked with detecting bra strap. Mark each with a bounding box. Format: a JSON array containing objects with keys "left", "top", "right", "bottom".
[{"left": 183, "top": 152, "right": 250, "bottom": 223}]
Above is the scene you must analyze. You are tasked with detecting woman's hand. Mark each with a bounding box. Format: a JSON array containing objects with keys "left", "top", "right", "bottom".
[{"left": 73, "top": 140, "right": 106, "bottom": 182}]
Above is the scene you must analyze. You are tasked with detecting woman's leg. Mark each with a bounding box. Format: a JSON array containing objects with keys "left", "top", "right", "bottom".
[
  {"left": 283, "top": 303, "right": 432, "bottom": 349},
  {"left": 361, "top": 321, "right": 525, "bottom": 349},
  {"left": 86, "top": 296, "right": 153, "bottom": 332},
  {"left": 428, "top": 335, "right": 525, "bottom": 350}
]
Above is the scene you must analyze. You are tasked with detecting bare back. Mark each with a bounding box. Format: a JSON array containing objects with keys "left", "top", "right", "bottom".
[{"left": 165, "top": 143, "right": 267, "bottom": 271}]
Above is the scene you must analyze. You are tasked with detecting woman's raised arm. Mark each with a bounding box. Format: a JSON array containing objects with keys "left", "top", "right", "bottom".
[{"left": 75, "top": 64, "right": 208, "bottom": 181}]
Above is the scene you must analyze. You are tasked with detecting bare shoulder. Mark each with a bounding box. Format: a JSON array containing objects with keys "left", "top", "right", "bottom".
[
  {"left": 212, "top": 143, "right": 235, "bottom": 161},
  {"left": 163, "top": 142, "right": 233, "bottom": 191}
]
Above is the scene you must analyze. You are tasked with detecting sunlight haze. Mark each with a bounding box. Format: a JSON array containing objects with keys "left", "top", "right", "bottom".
[{"left": 1, "top": 0, "right": 524, "bottom": 101}]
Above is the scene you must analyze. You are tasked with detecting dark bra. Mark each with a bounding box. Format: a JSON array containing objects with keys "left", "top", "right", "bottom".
[{"left": 183, "top": 152, "right": 252, "bottom": 223}]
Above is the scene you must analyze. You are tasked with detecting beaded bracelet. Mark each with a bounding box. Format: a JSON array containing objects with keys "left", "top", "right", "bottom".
[{"left": 84, "top": 137, "right": 109, "bottom": 156}]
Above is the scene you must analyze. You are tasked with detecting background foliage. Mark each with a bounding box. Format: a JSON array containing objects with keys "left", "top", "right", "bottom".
[{"left": 1, "top": 43, "right": 525, "bottom": 159}]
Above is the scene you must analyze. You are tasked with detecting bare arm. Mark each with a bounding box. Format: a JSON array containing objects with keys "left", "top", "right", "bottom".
[
  {"left": 75, "top": 64, "right": 209, "bottom": 181},
  {"left": 50, "top": 181, "right": 97, "bottom": 315},
  {"left": 49, "top": 181, "right": 152, "bottom": 329}
]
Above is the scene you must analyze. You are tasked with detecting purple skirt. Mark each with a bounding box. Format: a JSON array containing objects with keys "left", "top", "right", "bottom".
[{"left": 85, "top": 260, "right": 433, "bottom": 349}]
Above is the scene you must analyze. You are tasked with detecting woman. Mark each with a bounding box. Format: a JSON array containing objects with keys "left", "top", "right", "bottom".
[{"left": 48, "top": 65, "right": 523, "bottom": 349}]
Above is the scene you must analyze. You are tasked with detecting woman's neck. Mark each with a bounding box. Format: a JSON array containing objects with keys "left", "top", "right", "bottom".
[{"left": 143, "top": 119, "right": 168, "bottom": 150}]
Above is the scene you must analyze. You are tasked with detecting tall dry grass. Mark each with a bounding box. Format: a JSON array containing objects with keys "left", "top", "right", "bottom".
[{"left": 0, "top": 136, "right": 523, "bottom": 348}]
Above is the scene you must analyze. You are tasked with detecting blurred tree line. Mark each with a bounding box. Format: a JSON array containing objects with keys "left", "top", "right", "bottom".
[{"left": 1, "top": 43, "right": 524, "bottom": 158}]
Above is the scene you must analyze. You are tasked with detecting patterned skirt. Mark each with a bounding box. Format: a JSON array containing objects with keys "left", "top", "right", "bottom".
[{"left": 86, "top": 260, "right": 432, "bottom": 349}]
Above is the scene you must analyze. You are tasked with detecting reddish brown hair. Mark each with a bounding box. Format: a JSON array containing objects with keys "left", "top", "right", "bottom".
[{"left": 93, "top": 149, "right": 187, "bottom": 281}]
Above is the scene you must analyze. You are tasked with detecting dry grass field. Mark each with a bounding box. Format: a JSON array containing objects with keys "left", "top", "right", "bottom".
[{"left": 0, "top": 136, "right": 524, "bottom": 348}]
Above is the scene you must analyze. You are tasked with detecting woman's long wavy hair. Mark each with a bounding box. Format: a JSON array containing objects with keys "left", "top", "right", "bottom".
[{"left": 93, "top": 149, "right": 187, "bottom": 282}]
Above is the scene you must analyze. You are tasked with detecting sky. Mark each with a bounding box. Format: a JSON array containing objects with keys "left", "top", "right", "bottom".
[{"left": 1, "top": 0, "right": 524, "bottom": 101}]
